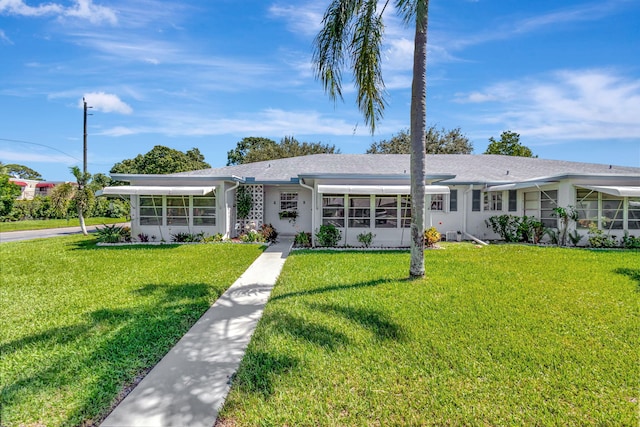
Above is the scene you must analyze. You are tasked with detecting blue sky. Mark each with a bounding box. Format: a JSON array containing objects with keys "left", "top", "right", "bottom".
[{"left": 1, "top": 0, "right": 639, "bottom": 181}]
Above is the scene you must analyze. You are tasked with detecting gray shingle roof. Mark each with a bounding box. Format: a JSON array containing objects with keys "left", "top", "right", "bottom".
[{"left": 170, "top": 154, "right": 640, "bottom": 184}]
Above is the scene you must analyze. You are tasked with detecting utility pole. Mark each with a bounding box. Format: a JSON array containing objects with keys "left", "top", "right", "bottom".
[{"left": 82, "top": 97, "right": 92, "bottom": 175}]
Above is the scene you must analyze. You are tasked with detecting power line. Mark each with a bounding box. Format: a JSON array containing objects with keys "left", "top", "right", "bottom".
[{"left": 0, "top": 137, "right": 82, "bottom": 162}]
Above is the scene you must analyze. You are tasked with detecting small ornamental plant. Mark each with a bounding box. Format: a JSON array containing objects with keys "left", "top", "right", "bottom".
[
  {"left": 424, "top": 227, "right": 441, "bottom": 248},
  {"left": 357, "top": 231, "right": 375, "bottom": 248}
]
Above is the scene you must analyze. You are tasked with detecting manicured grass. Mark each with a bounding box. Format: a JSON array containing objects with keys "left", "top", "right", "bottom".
[
  {"left": 219, "top": 244, "right": 639, "bottom": 426},
  {"left": 0, "top": 236, "right": 265, "bottom": 426},
  {"left": 0, "top": 217, "right": 127, "bottom": 232}
]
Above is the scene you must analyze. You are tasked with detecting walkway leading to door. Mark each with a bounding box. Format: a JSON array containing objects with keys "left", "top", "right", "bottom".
[{"left": 101, "top": 239, "right": 293, "bottom": 427}]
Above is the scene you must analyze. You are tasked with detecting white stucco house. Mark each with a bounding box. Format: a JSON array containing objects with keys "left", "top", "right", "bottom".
[{"left": 100, "top": 154, "right": 640, "bottom": 246}]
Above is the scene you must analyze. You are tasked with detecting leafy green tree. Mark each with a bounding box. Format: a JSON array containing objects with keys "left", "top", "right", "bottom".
[
  {"left": 51, "top": 167, "right": 94, "bottom": 235},
  {"left": 485, "top": 131, "right": 536, "bottom": 157},
  {"left": 88, "top": 173, "right": 112, "bottom": 192},
  {"left": 110, "top": 146, "right": 211, "bottom": 174},
  {"left": 0, "top": 174, "right": 21, "bottom": 217},
  {"left": 367, "top": 127, "right": 472, "bottom": 154},
  {"left": 3, "top": 164, "right": 43, "bottom": 180},
  {"left": 227, "top": 136, "right": 339, "bottom": 166},
  {"left": 314, "top": 0, "right": 430, "bottom": 277}
]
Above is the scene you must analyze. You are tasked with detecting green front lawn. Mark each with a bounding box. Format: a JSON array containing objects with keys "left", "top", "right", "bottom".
[
  {"left": 0, "top": 236, "right": 265, "bottom": 426},
  {"left": 219, "top": 244, "right": 639, "bottom": 425},
  {"left": 0, "top": 217, "right": 127, "bottom": 232}
]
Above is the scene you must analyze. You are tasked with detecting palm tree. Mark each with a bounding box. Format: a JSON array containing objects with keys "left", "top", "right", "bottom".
[
  {"left": 51, "top": 166, "right": 94, "bottom": 235},
  {"left": 313, "top": 0, "right": 430, "bottom": 277}
]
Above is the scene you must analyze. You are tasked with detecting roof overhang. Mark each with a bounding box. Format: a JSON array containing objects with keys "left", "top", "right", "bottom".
[
  {"left": 577, "top": 185, "right": 640, "bottom": 197},
  {"left": 109, "top": 173, "right": 244, "bottom": 183},
  {"left": 486, "top": 180, "right": 558, "bottom": 191},
  {"left": 97, "top": 186, "right": 216, "bottom": 196},
  {"left": 317, "top": 184, "right": 450, "bottom": 195}
]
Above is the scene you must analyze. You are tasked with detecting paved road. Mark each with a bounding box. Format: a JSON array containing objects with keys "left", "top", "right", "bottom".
[{"left": 0, "top": 223, "right": 131, "bottom": 243}]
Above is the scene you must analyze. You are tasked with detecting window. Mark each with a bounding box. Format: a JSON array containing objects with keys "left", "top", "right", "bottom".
[
  {"left": 540, "top": 190, "right": 558, "bottom": 228},
  {"left": 472, "top": 190, "right": 481, "bottom": 212},
  {"left": 280, "top": 192, "right": 298, "bottom": 211},
  {"left": 400, "top": 196, "right": 411, "bottom": 228},
  {"left": 348, "top": 196, "right": 371, "bottom": 228},
  {"left": 484, "top": 192, "right": 502, "bottom": 211},
  {"left": 449, "top": 189, "right": 458, "bottom": 212},
  {"left": 193, "top": 195, "right": 216, "bottom": 226},
  {"left": 139, "top": 196, "right": 163, "bottom": 225},
  {"left": 322, "top": 195, "right": 344, "bottom": 227},
  {"left": 508, "top": 190, "right": 517, "bottom": 212},
  {"left": 602, "top": 196, "right": 623, "bottom": 230},
  {"left": 629, "top": 198, "right": 640, "bottom": 229},
  {"left": 576, "top": 189, "right": 598, "bottom": 228},
  {"left": 166, "top": 196, "right": 189, "bottom": 226},
  {"left": 430, "top": 194, "right": 444, "bottom": 211},
  {"left": 375, "top": 196, "right": 398, "bottom": 228}
]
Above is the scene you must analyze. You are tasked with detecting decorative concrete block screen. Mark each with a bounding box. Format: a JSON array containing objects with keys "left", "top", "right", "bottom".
[{"left": 236, "top": 184, "right": 264, "bottom": 231}]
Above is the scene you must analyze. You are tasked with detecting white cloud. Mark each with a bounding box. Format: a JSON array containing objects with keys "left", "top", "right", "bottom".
[
  {"left": 0, "top": 0, "right": 116, "bottom": 24},
  {"left": 0, "top": 149, "right": 75, "bottom": 164},
  {"left": 0, "top": 28, "right": 12, "bottom": 44},
  {"left": 81, "top": 92, "right": 133, "bottom": 114},
  {"left": 454, "top": 69, "right": 640, "bottom": 141},
  {"left": 64, "top": 0, "right": 116, "bottom": 25},
  {"left": 268, "top": 3, "right": 325, "bottom": 37}
]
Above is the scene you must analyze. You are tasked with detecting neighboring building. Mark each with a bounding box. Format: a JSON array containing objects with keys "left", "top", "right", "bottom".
[
  {"left": 99, "top": 154, "right": 640, "bottom": 246},
  {"left": 8, "top": 178, "right": 63, "bottom": 200}
]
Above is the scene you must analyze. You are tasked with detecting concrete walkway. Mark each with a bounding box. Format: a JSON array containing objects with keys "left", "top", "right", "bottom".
[{"left": 101, "top": 239, "right": 293, "bottom": 427}]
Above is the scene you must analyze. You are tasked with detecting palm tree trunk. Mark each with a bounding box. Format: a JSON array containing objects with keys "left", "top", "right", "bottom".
[
  {"left": 77, "top": 205, "right": 88, "bottom": 235},
  {"left": 409, "top": 1, "right": 429, "bottom": 278}
]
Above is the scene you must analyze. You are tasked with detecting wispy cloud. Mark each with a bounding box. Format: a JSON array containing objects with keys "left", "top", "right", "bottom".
[
  {"left": 0, "top": 28, "right": 12, "bottom": 44},
  {"left": 444, "top": 0, "right": 631, "bottom": 51},
  {"left": 268, "top": 3, "right": 325, "bottom": 37},
  {"left": 455, "top": 69, "right": 640, "bottom": 141},
  {"left": 97, "top": 108, "right": 381, "bottom": 138},
  {"left": 81, "top": 92, "right": 132, "bottom": 114},
  {"left": 0, "top": 0, "right": 117, "bottom": 24},
  {"left": 0, "top": 149, "right": 76, "bottom": 164}
]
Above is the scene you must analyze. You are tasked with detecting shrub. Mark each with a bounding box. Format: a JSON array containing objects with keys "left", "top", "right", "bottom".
[
  {"left": 294, "top": 231, "right": 312, "bottom": 247},
  {"left": 96, "top": 224, "right": 131, "bottom": 243},
  {"left": 202, "top": 233, "right": 225, "bottom": 243},
  {"left": 587, "top": 223, "right": 617, "bottom": 248},
  {"left": 260, "top": 223, "right": 278, "bottom": 243},
  {"left": 486, "top": 215, "right": 522, "bottom": 242},
  {"left": 170, "top": 232, "right": 204, "bottom": 243},
  {"left": 357, "top": 232, "right": 375, "bottom": 248},
  {"left": 316, "top": 224, "right": 341, "bottom": 247},
  {"left": 240, "top": 230, "right": 265, "bottom": 243},
  {"left": 424, "top": 227, "right": 441, "bottom": 247},
  {"left": 137, "top": 233, "right": 150, "bottom": 242},
  {"left": 622, "top": 232, "right": 640, "bottom": 249}
]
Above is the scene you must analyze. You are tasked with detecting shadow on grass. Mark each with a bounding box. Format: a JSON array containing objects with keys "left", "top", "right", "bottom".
[
  {"left": 614, "top": 268, "right": 640, "bottom": 291},
  {"left": 269, "top": 277, "right": 402, "bottom": 302},
  {"left": 69, "top": 239, "right": 181, "bottom": 251},
  {"left": 1, "top": 282, "right": 213, "bottom": 426},
  {"left": 231, "top": 351, "right": 299, "bottom": 398},
  {"left": 308, "top": 302, "right": 407, "bottom": 341}
]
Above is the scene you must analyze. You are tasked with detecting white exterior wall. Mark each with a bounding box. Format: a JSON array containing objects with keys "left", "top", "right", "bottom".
[{"left": 263, "top": 185, "right": 312, "bottom": 236}]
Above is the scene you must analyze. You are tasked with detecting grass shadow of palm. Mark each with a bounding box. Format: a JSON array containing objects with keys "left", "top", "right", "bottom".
[
  {"left": 307, "top": 302, "right": 407, "bottom": 341},
  {"left": 269, "top": 277, "right": 403, "bottom": 302},
  {"left": 1, "top": 282, "right": 212, "bottom": 426},
  {"left": 614, "top": 267, "right": 640, "bottom": 291}
]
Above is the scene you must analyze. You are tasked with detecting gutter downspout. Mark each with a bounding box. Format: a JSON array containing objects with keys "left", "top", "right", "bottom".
[
  {"left": 299, "top": 180, "right": 315, "bottom": 246},
  {"left": 225, "top": 181, "right": 240, "bottom": 239}
]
